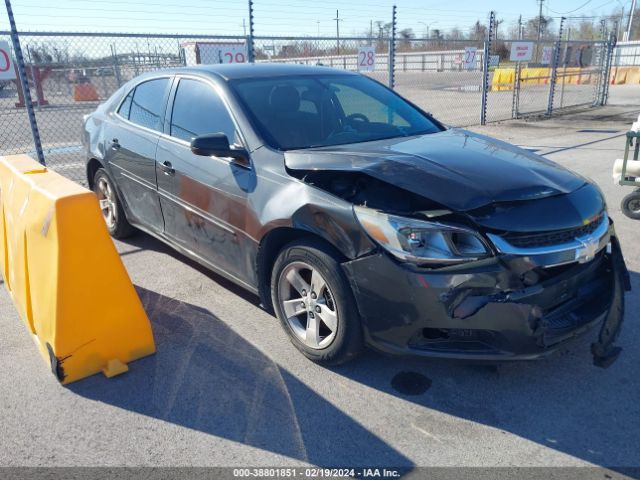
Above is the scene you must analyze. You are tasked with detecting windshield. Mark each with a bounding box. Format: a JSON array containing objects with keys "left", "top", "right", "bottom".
[{"left": 229, "top": 74, "right": 443, "bottom": 150}]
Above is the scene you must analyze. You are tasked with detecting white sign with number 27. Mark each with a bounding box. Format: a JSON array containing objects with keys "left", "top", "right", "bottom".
[
  {"left": 0, "top": 41, "right": 16, "bottom": 80},
  {"left": 357, "top": 46, "right": 376, "bottom": 72},
  {"left": 463, "top": 47, "right": 477, "bottom": 70}
]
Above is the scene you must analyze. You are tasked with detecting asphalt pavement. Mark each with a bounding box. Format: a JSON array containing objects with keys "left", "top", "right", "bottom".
[{"left": 1, "top": 90, "right": 639, "bottom": 472}]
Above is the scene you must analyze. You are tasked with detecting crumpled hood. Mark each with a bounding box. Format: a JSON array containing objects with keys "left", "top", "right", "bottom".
[{"left": 284, "top": 128, "right": 587, "bottom": 212}]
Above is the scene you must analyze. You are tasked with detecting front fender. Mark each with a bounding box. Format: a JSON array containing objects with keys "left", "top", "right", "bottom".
[{"left": 254, "top": 180, "right": 375, "bottom": 260}]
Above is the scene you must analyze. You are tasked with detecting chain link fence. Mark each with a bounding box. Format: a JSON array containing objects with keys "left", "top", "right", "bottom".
[
  {"left": 484, "top": 38, "right": 610, "bottom": 123},
  {"left": 254, "top": 37, "right": 390, "bottom": 88},
  {"left": 0, "top": 32, "right": 252, "bottom": 182},
  {"left": 0, "top": 28, "right": 617, "bottom": 185},
  {"left": 393, "top": 38, "right": 485, "bottom": 127}
]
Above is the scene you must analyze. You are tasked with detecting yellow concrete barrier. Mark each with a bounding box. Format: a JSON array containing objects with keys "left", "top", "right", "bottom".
[
  {"left": 492, "top": 67, "right": 601, "bottom": 90},
  {"left": 611, "top": 66, "right": 640, "bottom": 85},
  {"left": 0, "top": 154, "right": 155, "bottom": 384},
  {"left": 626, "top": 68, "right": 640, "bottom": 84},
  {"left": 491, "top": 68, "right": 515, "bottom": 91}
]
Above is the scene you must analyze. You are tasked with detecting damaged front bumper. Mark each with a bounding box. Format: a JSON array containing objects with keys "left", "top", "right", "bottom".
[{"left": 342, "top": 221, "right": 631, "bottom": 367}]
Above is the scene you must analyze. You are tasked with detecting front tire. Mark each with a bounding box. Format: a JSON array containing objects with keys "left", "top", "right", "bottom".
[
  {"left": 93, "top": 168, "right": 135, "bottom": 239},
  {"left": 271, "top": 238, "right": 363, "bottom": 365}
]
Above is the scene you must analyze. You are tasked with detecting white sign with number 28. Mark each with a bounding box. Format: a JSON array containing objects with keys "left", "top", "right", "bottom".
[{"left": 357, "top": 46, "right": 375, "bottom": 72}]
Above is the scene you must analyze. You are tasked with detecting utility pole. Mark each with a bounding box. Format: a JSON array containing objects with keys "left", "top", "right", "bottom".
[
  {"left": 535, "top": 0, "right": 545, "bottom": 60},
  {"left": 625, "top": 0, "right": 637, "bottom": 41},
  {"left": 518, "top": 15, "right": 523, "bottom": 40},
  {"left": 537, "top": 0, "right": 544, "bottom": 43},
  {"left": 334, "top": 10, "right": 341, "bottom": 55},
  {"left": 242, "top": 18, "right": 246, "bottom": 36},
  {"left": 370, "top": 19, "right": 373, "bottom": 45},
  {"left": 495, "top": 18, "right": 503, "bottom": 41}
]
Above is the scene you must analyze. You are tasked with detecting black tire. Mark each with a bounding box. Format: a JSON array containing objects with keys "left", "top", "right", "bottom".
[
  {"left": 621, "top": 190, "right": 640, "bottom": 220},
  {"left": 93, "top": 168, "right": 135, "bottom": 239},
  {"left": 271, "top": 237, "right": 363, "bottom": 365}
]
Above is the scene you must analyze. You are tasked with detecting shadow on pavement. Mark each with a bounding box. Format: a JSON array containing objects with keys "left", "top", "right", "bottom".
[
  {"left": 69, "top": 286, "right": 412, "bottom": 467},
  {"left": 331, "top": 270, "right": 640, "bottom": 470},
  {"left": 118, "top": 233, "right": 262, "bottom": 307},
  {"left": 105, "top": 233, "right": 640, "bottom": 469}
]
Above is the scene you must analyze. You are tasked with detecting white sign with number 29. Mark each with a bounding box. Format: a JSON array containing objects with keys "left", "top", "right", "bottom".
[
  {"left": 198, "top": 43, "right": 247, "bottom": 64},
  {"left": 0, "top": 41, "right": 16, "bottom": 81},
  {"left": 357, "top": 46, "right": 376, "bottom": 72}
]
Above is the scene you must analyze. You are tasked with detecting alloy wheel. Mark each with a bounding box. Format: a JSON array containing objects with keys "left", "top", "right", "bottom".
[
  {"left": 277, "top": 261, "right": 338, "bottom": 349},
  {"left": 96, "top": 176, "right": 117, "bottom": 230}
]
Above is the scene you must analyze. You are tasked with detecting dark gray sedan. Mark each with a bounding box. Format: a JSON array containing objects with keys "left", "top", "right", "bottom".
[{"left": 83, "top": 64, "right": 629, "bottom": 367}]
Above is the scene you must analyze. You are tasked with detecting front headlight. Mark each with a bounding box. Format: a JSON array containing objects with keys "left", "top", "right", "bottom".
[{"left": 354, "top": 206, "right": 491, "bottom": 265}]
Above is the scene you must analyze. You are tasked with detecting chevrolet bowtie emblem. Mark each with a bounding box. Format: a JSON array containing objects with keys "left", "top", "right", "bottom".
[{"left": 575, "top": 236, "right": 600, "bottom": 263}]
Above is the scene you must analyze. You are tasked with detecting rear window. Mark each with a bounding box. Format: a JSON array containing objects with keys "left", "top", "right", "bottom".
[
  {"left": 127, "top": 78, "right": 170, "bottom": 131},
  {"left": 117, "top": 90, "right": 133, "bottom": 119}
]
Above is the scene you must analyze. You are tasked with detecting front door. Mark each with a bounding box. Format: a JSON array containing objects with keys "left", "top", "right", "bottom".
[{"left": 156, "top": 77, "right": 257, "bottom": 283}]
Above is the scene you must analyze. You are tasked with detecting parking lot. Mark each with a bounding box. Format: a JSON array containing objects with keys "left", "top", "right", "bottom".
[{"left": 1, "top": 87, "right": 639, "bottom": 473}]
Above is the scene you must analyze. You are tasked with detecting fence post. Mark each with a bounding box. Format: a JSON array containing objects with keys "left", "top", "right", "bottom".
[
  {"left": 247, "top": 0, "right": 255, "bottom": 62},
  {"left": 388, "top": 5, "right": 396, "bottom": 89},
  {"left": 511, "top": 61, "right": 521, "bottom": 119},
  {"left": 511, "top": 18, "right": 524, "bottom": 119},
  {"left": 600, "top": 32, "right": 615, "bottom": 105},
  {"left": 4, "top": 0, "right": 45, "bottom": 165},
  {"left": 480, "top": 11, "right": 495, "bottom": 126},
  {"left": 546, "top": 16, "right": 566, "bottom": 116}
]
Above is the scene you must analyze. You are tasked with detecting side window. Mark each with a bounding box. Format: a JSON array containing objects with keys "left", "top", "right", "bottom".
[
  {"left": 333, "top": 84, "right": 410, "bottom": 127},
  {"left": 117, "top": 89, "right": 134, "bottom": 119},
  {"left": 128, "top": 78, "right": 169, "bottom": 131},
  {"left": 170, "top": 78, "right": 238, "bottom": 144}
]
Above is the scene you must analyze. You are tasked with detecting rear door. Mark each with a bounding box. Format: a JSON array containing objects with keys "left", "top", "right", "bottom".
[
  {"left": 156, "top": 76, "right": 256, "bottom": 283},
  {"left": 105, "top": 77, "right": 171, "bottom": 230}
]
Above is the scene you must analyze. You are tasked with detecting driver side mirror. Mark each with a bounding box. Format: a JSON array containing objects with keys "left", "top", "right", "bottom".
[{"left": 190, "top": 133, "right": 251, "bottom": 169}]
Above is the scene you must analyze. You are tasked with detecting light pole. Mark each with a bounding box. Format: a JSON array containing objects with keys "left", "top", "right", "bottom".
[
  {"left": 334, "top": 10, "right": 342, "bottom": 55},
  {"left": 417, "top": 21, "right": 437, "bottom": 39},
  {"left": 616, "top": 0, "right": 631, "bottom": 40},
  {"left": 625, "top": 0, "right": 637, "bottom": 41}
]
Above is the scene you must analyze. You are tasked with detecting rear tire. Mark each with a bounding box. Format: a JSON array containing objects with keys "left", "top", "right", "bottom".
[
  {"left": 271, "top": 238, "right": 363, "bottom": 365},
  {"left": 621, "top": 190, "right": 640, "bottom": 220},
  {"left": 93, "top": 168, "right": 135, "bottom": 239}
]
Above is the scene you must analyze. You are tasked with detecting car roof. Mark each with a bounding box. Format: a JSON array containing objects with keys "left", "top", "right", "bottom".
[{"left": 138, "top": 63, "right": 358, "bottom": 82}]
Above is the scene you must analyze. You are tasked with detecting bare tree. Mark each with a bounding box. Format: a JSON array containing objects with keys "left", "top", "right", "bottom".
[
  {"left": 398, "top": 28, "right": 415, "bottom": 49},
  {"left": 469, "top": 21, "right": 487, "bottom": 41}
]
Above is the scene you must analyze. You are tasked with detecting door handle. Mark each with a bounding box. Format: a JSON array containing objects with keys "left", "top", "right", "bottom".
[
  {"left": 111, "top": 138, "right": 120, "bottom": 150},
  {"left": 159, "top": 160, "right": 175, "bottom": 176}
]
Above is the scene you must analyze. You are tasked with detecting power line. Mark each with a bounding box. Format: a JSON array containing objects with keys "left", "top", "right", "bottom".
[{"left": 546, "top": 0, "right": 593, "bottom": 14}]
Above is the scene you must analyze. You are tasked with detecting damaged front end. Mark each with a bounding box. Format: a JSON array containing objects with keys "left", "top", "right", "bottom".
[
  {"left": 341, "top": 216, "right": 629, "bottom": 367},
  {"left": 283, "top": 136, "right": 630, "bottom": 367}
]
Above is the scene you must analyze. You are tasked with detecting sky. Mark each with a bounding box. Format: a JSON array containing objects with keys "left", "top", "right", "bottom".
[{"left": 0, "top": 0, "right": 634, "bottom": 37}]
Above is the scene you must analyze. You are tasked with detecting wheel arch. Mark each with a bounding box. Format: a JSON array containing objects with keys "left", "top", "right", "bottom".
[
  {"left": 255, "top": 226, "right": 348, "bottom": 312},
  {"left": 86, "top": 157, "right": 104, "bottom": 189}
]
